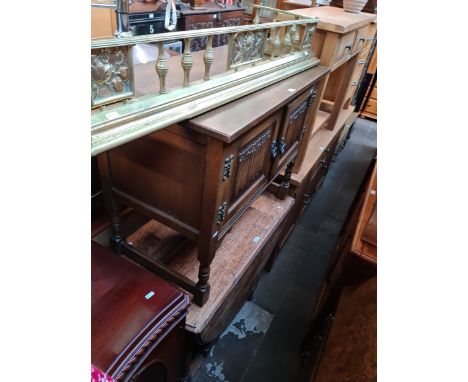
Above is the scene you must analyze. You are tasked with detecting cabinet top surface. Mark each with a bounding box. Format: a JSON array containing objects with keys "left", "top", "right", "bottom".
[
  {"left": 287, "top": 6, "right": 376, "bottom": 34},
  {"left": 91, "top": 241, "right": 189, "bottom": 372},
  {"left": 186, "top": 65, "right": 329, "bottom": 143}
]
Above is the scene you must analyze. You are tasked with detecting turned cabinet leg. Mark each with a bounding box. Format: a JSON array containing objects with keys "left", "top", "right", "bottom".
[
  {"left": 193, "top": 237, "right": 218, "bottom": 306},
  {"left": 109, "top": 215, "right": 124, "bottom": 253},
  {"left": 193, "top": 262, "right": 211, "bottom": 306},
  {"left": 97, "top": 152, "right": 124, "bottom": 253},
  {"left": 277, "top": 157, "right": 296, "bottom": 200}
]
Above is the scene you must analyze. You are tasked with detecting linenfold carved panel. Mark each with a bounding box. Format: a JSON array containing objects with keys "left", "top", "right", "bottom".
[
  {"left": 288, "top": 99, "right": 309, "bottom": 144},
  {"left": 91, "top": 46, "right": 134, "bottom": 107},
  {"left": 233, "top": 127, "right": 272, "bottom": 200},
  {"left": 228, "top": 30, "right": 267, "bottom": 69}
]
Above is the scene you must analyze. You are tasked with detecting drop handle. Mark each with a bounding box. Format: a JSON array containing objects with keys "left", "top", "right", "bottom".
[
  {"left": 344, "top": 44, "right": 352, "bottom": 51},
  {"left": 279, "top": 137, "right": 286, "bottom": 155},
  {"left": 271, "top": 140, "right": 278, "bottom": 158}
]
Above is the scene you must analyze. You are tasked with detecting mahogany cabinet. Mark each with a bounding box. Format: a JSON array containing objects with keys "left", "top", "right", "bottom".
[
  {"left": 98, "top": 65, "right": 329, "bottom": 306},
  {"left": 91, "top": 241, "right": 190, "bottom": 382}
]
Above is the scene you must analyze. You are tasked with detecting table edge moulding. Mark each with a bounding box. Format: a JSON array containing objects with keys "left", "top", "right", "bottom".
[{"left": 92, "top": 241, "right": 190, "bottom": 382}]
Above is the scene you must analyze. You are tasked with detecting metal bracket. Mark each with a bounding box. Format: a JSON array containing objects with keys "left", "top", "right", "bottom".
[
  {"left": 271, "top": 140, "right": 278, "bottom": 158},
  {"left": 222, "top": 154, "right": 234, "bottom": 181},
  {"left": 216, "top": 202, "right": 228, "bottom": 225},
  {"left": 279, "top": 137, "right": 286, "bottom": 155}
]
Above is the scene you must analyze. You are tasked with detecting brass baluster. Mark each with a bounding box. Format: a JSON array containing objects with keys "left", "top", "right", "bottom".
[
  {"left": 283, "top": 26, "right": 292, "bottom": 55},
  {"left": 203, "top": 35, "right": 214, "bottom": 81},
  {"left": 291, "top": 24, "right": 300, "bottom": 51},
  {"left": 155, "top": 41, "right": 168, "bottom": 94},
  {"left": 253, "top": 9, "right": 260, "bottom": 24},
  {"left": 271, "top": 27, "right": 280, "bottom": 59},
  {"left": 301, "top": 23, "right": 316, "bottom": 51},
  {"left": 182, "top": 38, "right": 193, "bottom": 87},
  {"left": 273, "top": 11, "right": 278, "bottom": 22}
]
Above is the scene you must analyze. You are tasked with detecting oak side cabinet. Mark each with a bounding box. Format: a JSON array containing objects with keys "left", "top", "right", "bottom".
[{"left": 98, "top": 65, "right": 329, "bottom": 306}]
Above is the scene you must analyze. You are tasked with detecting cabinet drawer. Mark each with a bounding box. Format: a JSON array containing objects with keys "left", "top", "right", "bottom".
[
  {"left": 218, "top": 110, "right": 282, "bottom": 230},
  {"left": 364, "top": 98, "right": 377, "bottom": 115},
  {"left": 370, "top": 85, "right": 377, "bottom": 99},
  {"left": 335, "top": 31, "right": 357, "bottom": 65},
  {"left": 352, "top": 26, "right": 369, "bottom": 54}
]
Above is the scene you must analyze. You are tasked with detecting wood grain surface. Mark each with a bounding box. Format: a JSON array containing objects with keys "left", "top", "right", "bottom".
[
  {"left": 313, "top": 277, "right": 377, "bottom": 382},
  {"left": 186, "top": 65, "right": 329, "bottom": 143},
  {"left": 288, "top": 6, "right": 376, "bottom": 34},
  {"left": 91, "top": 241, "right": 189, "bottom": 373},
  {"left": 124, "top": 192, "right": 294, "bottom": 337}
]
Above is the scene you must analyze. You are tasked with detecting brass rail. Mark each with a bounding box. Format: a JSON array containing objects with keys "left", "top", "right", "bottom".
[{"left": 91, "top": 5, "right": 320, "bottom": 155}]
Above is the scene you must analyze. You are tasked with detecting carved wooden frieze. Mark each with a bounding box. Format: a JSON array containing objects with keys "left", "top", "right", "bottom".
[
  {"left": 287, "top": 99, "right": 309, "bottom": 144},
  {"left": 215, "top": 17, "right": 242, "bottom": 48},
  {"left": 233, "top": 127, "right": 272, "bottom": 200},
  {"left": 289, "top": 100, "right": 308, "bottom": 124},
  {"left": 299, "top": 87, "right": 317, "bottom": 139},
  {"left": 91, "top": 46, "right": 134, "bottom": 107},
  {"left": 228, "top": 30, "right": 267, "bottom": 69},
  {"left": 187, "top": 21, "right": 215, "bottom": 52}
]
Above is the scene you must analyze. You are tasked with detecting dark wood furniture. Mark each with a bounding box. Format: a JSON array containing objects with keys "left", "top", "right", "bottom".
[
  {"left": 180, "top": 4, "right": 245, "bottom": 52},
  {"left": 98, "top": 65, "right": 329, "bottom": 306},
  {"left": 300, "top": 158, "right": 377, "bottom": 382},
  {"left": 92, "top": 241, "right": 190, "bottom": 382}
]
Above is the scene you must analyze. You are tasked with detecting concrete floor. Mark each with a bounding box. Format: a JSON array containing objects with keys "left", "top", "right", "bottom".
[{"left": 192, "top": 117, "right": 377, "bottom": 382}]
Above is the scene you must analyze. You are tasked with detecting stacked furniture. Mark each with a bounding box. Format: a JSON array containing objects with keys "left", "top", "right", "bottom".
[
  {"left": 90, "top": 5, "right": 376, "bottom": 378},
  {"left": 271, "top": 6, "right": 376, "bottom": 255}
]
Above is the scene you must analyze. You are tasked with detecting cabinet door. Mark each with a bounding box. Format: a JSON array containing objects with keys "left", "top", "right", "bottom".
[
  {"left": 271, "top": 86, "right": 318, "bottom": 176},
  {"left": 217, "top": 110, "right": 282, "bottom": 230}
]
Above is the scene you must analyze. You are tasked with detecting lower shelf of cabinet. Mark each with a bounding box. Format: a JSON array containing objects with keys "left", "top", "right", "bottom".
[{"left": 125, "top": 191, "right": 294, "bottom": 343}]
